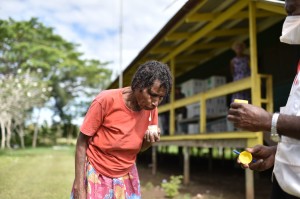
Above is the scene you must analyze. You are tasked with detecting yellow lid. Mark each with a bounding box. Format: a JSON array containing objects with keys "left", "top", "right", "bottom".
[
  {"left": 234, "top": 99, "right": 248, "bottom": 104},
  {"left": 238, "top": 151, "right": 252, "bottom": 164}
]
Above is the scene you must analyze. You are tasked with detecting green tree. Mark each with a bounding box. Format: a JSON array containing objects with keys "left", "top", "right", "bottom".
[
  {"left": 0, "top": 18, "right": 112, "bottom": 147},
  {"left": 0, "top": 71, "right": 48, "bottom": 148}
]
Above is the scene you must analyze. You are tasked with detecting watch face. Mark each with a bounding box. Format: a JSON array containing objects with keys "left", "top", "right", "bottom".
[{"left": 270, "top": 134, "right": 280, "bottom": 142}]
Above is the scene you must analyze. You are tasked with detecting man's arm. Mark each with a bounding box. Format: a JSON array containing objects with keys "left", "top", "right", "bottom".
[
  {"left": 228, "top": 103, "right": 300, "bottom": 140},
  {"left": 73, "top": 132, "right": 90, "bottom": 199},
  {"left": 276, "top": 114, "right": 300, "bottom": 139}
]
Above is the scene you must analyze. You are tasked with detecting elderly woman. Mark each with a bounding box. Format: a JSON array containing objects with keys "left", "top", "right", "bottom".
[{"left": 71, "top": 60, "right": 172, "bottom": 199}]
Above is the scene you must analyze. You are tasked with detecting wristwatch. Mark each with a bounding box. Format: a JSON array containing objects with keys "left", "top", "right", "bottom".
[{"left": 270, "top": 113, "right": 280, "bottom": 142}]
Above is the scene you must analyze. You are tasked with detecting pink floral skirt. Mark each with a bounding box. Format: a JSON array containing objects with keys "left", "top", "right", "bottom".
[{"left": 70, "top": 160, "right": 141, "bottom": 199}]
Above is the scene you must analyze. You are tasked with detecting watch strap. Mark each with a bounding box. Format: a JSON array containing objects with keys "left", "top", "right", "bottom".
[{"left": 270, "top": 113, "right": 280, "bottom": 142}]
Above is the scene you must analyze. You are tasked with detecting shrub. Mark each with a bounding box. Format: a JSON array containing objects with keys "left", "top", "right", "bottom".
[{"left": 161, "top": 175, "right": 183, "bottom": 198}]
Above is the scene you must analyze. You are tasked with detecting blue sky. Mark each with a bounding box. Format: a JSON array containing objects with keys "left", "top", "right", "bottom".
[
  {"left": 0, "top": 0, "right": 187, "bottom": 80},
  {"left": 0, "top": 0, "right": 188, "bottom": 125}
]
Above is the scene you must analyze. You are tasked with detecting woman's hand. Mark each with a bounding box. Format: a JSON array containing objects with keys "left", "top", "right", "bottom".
[
  {"left": 144, "top": 126, "right": 161, "bottom": 143},
  {"left": 239, "top": 145, "right": 277, "bottom": 171},
  {"left": 73, "top": 186, "right": 86, "bottom": 199},
  {"left": 141, "top": 126, "right": 161, "bottom": 152}
]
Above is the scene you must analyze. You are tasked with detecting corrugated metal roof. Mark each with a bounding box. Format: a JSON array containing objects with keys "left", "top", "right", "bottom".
[{"left": 108, "top": 0, "right": 285, "bottom": 89}]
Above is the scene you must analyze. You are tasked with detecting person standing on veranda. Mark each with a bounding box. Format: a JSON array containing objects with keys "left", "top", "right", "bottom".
[{"left": 230, "top": 41, "right": 251, "bottom": 103}]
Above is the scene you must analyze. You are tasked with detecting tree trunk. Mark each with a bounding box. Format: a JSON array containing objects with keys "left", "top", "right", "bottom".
[
  {"left": 32, "top": 123, "right": 39, "bottom": 148},
  {"left": 0, "top": 120, "right": 6, "bottom": 149},
  {"left": 17, "top": 125, "right": 25, "bottom": 148},
  {"left": 32, "top": 108, "right": 41, "bottom": 148},
  {"left": 6, "top": 119, "right": 12, "bottom": 149}
]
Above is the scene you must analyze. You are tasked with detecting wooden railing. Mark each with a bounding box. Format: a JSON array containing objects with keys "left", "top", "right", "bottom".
[{"left": 158, "top": 74, "right": 273, "bottom": 135}]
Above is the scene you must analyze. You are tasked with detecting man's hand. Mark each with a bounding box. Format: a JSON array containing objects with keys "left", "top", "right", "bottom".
[
  {"left": 227, "top": 102, "right": 272, "bottom": 132},
  {"left": 239, "top": 145, "right": 277, "bottom": 171}
]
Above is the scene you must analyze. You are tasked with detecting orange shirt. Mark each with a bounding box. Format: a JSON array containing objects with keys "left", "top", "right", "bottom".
[{"left": 80, "top": 88, "right": 158, "bottom": 177}]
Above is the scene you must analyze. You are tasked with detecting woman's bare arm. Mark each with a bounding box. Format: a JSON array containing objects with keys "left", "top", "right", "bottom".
[{"left": 73, "top": 132, "right": 89, "bottom": 199}]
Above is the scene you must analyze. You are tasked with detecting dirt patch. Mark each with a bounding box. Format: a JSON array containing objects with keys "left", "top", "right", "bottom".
[{"left": 137, "top": 153, "right": 273, "bottom": 199}]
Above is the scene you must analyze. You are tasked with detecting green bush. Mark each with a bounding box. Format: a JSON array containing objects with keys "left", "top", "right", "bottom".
[{"left": 161, "top": 175, "right": 183, "bottom": 198}]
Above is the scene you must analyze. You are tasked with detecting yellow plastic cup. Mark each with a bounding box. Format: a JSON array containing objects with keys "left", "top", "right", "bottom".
[
  {"left": 234, "top": 99, "right": 248, "bottom": 104},
  {"left": 238, "top": 151, "right": 253, "bottom": 164}
]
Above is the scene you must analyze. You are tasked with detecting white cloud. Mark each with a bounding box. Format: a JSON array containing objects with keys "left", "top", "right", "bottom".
[{"left": 0, "top": 0, "right": 187, "bottom": 79}]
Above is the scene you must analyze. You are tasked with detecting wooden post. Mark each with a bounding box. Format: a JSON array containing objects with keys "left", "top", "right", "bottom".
[
  {"left": 247, "top": 2, "right": 258, "bottom": 198},
  {"left": 200, "top": 95, "right": 206, "bottom": 133},
  {"left": 169, "top": 58, "right": 176, "bottom": 135},
  {"left": 245, "top": 169, "right": 254, "bottom": 199},
  {"left": 183, "top": 146, "right": 190, "bottom": 185},
  {"left": 249, "top": 0, "right": 260, "bottom": 106},
  {"left": 152, "top": 146, "right": 157, "bottom": 175},
  {"left": 208, "top": 148, "right": 213, "bottom": 172}
]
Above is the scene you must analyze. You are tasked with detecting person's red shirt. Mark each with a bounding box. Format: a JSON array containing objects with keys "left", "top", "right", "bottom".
[{"left": 80, "top": 88, "right": 158, "bottom": 177}]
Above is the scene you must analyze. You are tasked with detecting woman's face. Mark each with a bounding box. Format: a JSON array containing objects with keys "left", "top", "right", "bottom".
[
  {"left": 134, "top": 79, "right": 166, "bottom": 110},
  {"left": 234, "top": 44, "right": 245, "bottom": 55}
]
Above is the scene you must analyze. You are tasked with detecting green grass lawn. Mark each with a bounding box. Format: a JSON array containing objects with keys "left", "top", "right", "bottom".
[{"left": 0, "top": 146, "right": 75, "bottom": 199}]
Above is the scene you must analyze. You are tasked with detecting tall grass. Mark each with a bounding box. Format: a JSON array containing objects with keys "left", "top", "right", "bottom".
[{"left": 0, "top": 146, "right": 75, "bottom": 199}]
